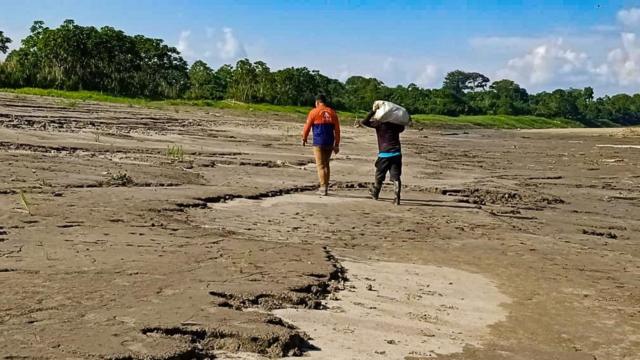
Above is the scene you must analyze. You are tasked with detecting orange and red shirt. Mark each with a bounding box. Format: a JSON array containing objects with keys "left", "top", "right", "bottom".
[{"left": 302, "top": 105, "right": 340, "bottom": 147}]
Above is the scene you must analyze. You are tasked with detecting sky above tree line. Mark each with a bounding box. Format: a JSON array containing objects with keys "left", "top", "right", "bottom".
[{"left": 1, "top": 0, "right": 640, "bottom": 96}]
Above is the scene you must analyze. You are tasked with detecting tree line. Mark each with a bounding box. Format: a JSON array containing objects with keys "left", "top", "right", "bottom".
[{"left": 1, "top": 20, "right": 639, "bottom": 126}]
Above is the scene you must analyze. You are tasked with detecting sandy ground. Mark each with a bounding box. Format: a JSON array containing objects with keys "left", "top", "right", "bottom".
[
  {"left": 274, "top": 260, "right": 509, "bottom": 359},
  {"left": 0, "top": 93, "right": 639, "bottom": 359}
]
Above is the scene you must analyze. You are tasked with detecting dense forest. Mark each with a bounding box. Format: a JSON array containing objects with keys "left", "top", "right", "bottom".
[{"left": 1, "top": 20, "right": 639, "bottom": 126}]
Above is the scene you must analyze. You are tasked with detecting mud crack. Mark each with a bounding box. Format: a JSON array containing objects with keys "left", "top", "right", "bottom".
[
  {"left": 130, "top": 248, "right": 344, "bottom": 359},
  {"left": 582, "top": 228, "right": 618, "bottom": 239},
  {"left": 209, "top": 247, "right": 346, "bottom": 311},
  {"left": 438, "top": 187, "right": 564, "bottom": 208},
  {"left": 138, "top": 317, "right": 316, "bottom": 359},
  {"left": 111, "top": 347, "right": 207, "bottom": 360},
  {"left": 175, "top": 184, "right": 319, "bottom": 209}
]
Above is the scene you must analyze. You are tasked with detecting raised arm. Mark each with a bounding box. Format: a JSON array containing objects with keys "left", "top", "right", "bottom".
[{"left": 359, "top": 110, "right": 377, "bottom": 128}]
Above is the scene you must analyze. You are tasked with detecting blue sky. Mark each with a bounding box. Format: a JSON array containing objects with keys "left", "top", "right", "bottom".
[{"left": 2, "top": 0, "right": 640, "bottom": 95}]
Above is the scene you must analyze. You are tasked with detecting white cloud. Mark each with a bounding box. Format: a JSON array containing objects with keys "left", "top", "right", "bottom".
[
  {"left": 466, "top": 8, "right": 640, "bottom": 93},
  {"left": 605, "top": 32, "right": 640, "bottom": 85},
  {"left": 491, "top": 28, "right": 640, "bottom": 92},
  {"left": 172, "top": 27, "right": 249, "bottom": 65},
  {"left": 618, "top": 8, "right": 640, "bottom": 28},
  {"left": 307, "top": 56, "right": 441, "bottom": 88},
  {"left": 415, "top": 64, "right": 440, "bottom": 88},
  {"left": 176, "top": 30, "right": 194, "bottom": 58},
  {"left": 381, "top": 57, "right": 406, "bottom": 84},
  {"left": 217, "top": 27, "right": 247, "bottom": 61},
  {"left": 497, "top": 39, "right": 592, "bottom": 85},
  {"left": 367, "top": 56, "right": 442, "bottom": 88}
]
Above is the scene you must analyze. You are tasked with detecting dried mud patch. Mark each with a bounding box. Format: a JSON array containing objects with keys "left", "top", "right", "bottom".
[
  {"left": 136, "top": 322, "right": 313, "bottom": 359},
  {"left": 113, "top": 247, "right": 343, "bottom": 360},
  {"left": 209, "top": 247, "right": 345, "bottom": 311},
  {"left": 438, "top": 187, "right": 564, "bottom": 208},
  {"left": 331, "top": 181, "right": 563, "bottom": 210},
  {"left": 274, "top": 260, "right": 510, "bottom": 359}
]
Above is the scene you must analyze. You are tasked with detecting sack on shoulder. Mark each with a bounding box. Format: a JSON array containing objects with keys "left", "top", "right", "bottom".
[{"left": 372, "top": 100, "right": 411, "bottom": 126}]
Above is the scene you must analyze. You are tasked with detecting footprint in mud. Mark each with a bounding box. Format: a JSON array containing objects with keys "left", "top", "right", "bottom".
[{"left": 274, "top": 261, "right": 510, "bottom": 360}]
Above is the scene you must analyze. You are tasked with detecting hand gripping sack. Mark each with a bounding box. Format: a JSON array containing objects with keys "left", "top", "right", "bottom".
[{"left": 372, "top": 100, "right": 411, "bottom": 126}]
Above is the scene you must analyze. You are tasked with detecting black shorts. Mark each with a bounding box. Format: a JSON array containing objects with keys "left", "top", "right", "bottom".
[{"left": 375, "top": 155, "right": 402, "bottom": 182}]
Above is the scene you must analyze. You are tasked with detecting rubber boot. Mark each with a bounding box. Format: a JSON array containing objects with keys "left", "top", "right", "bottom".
[
  {"left": 369, "top": 182, "right": 382, "bottom": 200},
  {"left": 393, "top": 180, "right": 401, "bottom": 205}
]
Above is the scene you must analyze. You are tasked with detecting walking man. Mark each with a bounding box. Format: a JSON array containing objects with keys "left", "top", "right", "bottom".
[
  {"left": 360, "top": 109, "right": 405, "bottom": 205},
  {"left": 302, "top": 95, "right": 341, "bottom": 196}
]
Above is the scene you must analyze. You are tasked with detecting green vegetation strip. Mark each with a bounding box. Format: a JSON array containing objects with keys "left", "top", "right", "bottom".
[
  {"left": 411, "top": 114, "right": 583, "bottom": 129},
  {"left": 1, "top": 88, "right": 582, "bottom": 129}
]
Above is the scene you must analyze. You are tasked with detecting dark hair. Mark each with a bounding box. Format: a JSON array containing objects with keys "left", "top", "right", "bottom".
[{"left": 315, "top": 94, "right": 328, "bottom": 103}]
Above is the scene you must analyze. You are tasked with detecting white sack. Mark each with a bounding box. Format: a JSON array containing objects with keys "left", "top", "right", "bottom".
[{"left": 372, "top": 100, "right": 411, "bottom": 126}]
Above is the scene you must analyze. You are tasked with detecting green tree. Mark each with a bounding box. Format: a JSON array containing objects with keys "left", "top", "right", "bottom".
[
  {"left": 389, "top": 84, "right": 431, "bottom": 114},
  {"left": 344, "top": 76, "right": 386, "bottom": 111},
  {"left": 227, "top": 59, "right": 258, "bottom": 102},
  {"left": 313, "top": 70, "right": 346, "bottom": 109},
  {"left": 486, "top": 79, "right": 530, "bottom": 115},
  {"left": 253, "top": 60, "right": 273, "bottom": 102},
  {"left": 212, "top": 64, "right": 233, "bottom": 99},
  {"left": 186, "top": 60, "right": 217, "bottom": 99},
  {"left": 426, "top": 88, "right": 467, "bottom": 116},
  {"left": 270, "top": 67, "right": 318, "bottom": 106},
  {"left": 3, "top": 20, "right": 188, "bottom": 98},
  {"left": 3, "top": 19, "right": 640, "bottom": 125},
  {"left": 0, "top": 30, "right": 11, "bottom": 54},
  {"left": 0, "top": 31, "right": 12, "bottom": 87},
  {"left": 442, "top": 70, "right": 490, "bottom": 94}
]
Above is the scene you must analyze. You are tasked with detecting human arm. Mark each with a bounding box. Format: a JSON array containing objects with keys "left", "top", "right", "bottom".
[
  {"left": 301, "top": 110, "right": 315, "bottom": 146},
  {"left": 359, "top": 110, "right": 377, "bottom": 128},
  {"left": 333, "top": 112, "right": 341, "bottom": 154}
]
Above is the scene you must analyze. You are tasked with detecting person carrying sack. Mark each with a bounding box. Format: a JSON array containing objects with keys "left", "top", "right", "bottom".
[
  {"left": 301, "top": 95, "right": 341, "bottom": 196},
  {"left": 360, "top": 101, "right": 409, "bottom": 205}
]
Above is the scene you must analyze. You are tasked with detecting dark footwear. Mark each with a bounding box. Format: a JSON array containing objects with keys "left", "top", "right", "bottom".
[
  {"left": 393, "top": 180, "right": 401, "bottom": 205},
  {"left": 369, "top": 182, "right": 382, "bottom": 200}
]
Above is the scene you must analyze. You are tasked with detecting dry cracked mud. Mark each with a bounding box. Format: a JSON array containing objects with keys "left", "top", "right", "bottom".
[{"left": 0, "top": 93, "right": 639, "bottom": 359}]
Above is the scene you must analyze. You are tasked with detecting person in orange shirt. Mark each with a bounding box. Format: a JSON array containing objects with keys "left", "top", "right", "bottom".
[{"left": 301, "top": 94, "right": 341, "bottom": 196}]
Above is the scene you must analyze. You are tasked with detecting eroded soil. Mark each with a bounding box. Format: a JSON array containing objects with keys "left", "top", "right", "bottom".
[{"left": 0, "top": 93, "right": 638, "bottom": 359}]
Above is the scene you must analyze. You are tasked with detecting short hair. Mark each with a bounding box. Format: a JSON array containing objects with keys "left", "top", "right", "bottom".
[{"left": 315, "top": 94, "right": 328, "bottom": 103}]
